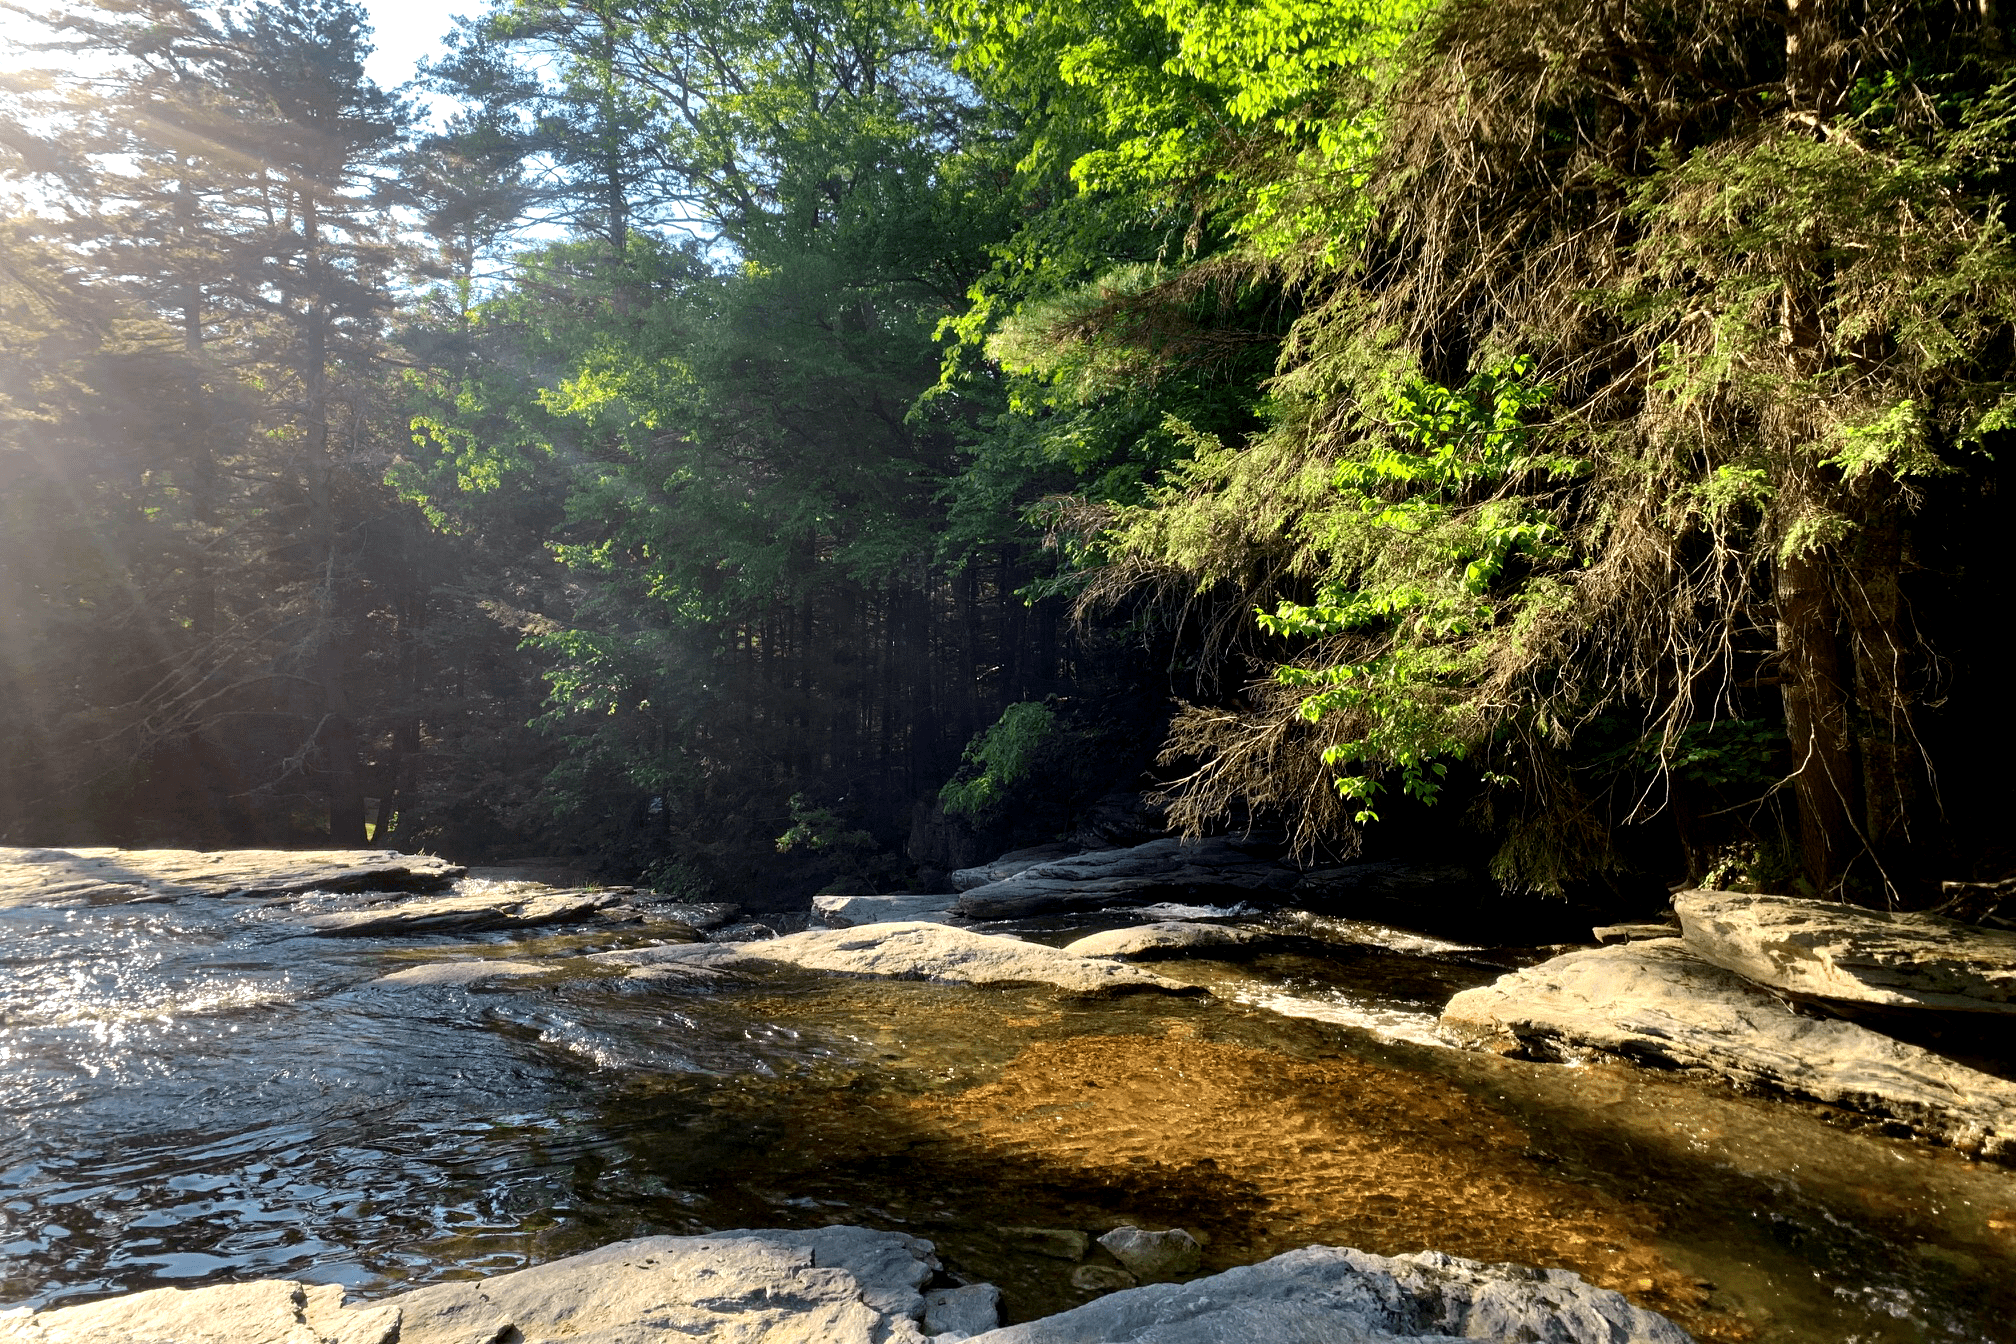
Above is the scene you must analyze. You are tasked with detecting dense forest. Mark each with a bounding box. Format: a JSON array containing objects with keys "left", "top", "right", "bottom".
[{"left": 2, "top": 0, "right": 2010, "bottom": 911}]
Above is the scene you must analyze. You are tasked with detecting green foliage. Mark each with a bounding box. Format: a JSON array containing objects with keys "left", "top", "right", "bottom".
[
  {"left": 775, "top": 792, "right": 881, "bottom": 856},
  {"left": 939, "top": 701, "right": 1058, "bottom": 817}
]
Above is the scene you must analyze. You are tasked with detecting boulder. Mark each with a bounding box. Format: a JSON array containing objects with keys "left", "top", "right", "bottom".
[
  {"left": 951, "top": 844, "right": 1080, "bottom": 892},
  {"left": 1095, "top": 1227, "right": 1201, "bottom": 1283},
  {"left": 1062, "top": 922, "right": 1263, "bottom": 960},
  {"left": 1441, "top": 938, "right": 2016, "bottom": 1160},
  {"left": 1675, "top": 889, "right": 2016, "bottom": 1013},
  {"left": 595, "top": 922, "right": 1200, "bottom": 997},
  {"left": 955, "top": 839, "right": 1296, "bottom": 920},
  {"left": 816, "top": 892, "right": 962, "bottom": 927},
  {"left": 924, "top": 1284, "right": 1002, "bottom": 1339},
  {"left": 0, "top": 1279, "right": 399, "bottom": 1344},
  {"left": 301, "top": 888, "right": 622, "bottom": 937},
  {"left": 962, "top": 1244, "right": 1691, "bottom": 1343},
  {"left": 388, "top": 1226, "right": 947, "bottom": 1344},
  {"left": 0, "top": 846, "right": 462, "bottom": 909}
]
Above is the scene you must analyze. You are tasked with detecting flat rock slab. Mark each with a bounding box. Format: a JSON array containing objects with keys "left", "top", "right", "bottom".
[
  {"left": 303, "top": 889, "right": 619, "bottom": 937},
  {"left": 963, "top": 1244, "right": 1691, "bottom": 1343},
  {"left": 816, "top": 892, "right": 962, "bottom": 927},
  {"left": 593, "top": 921, "right": 1200, "bottom": 996},
  {"left": 951, "top": 844, "right": 1080, "bottom": 892},
  {"left": 1676, "top": 889, "right": 2016, "bottom": 1013},
  {"left": 391, "top": 1226, "right": 949, "bottom": 1344},
  {"left": 955, "top": 839, "right": 1296, "bottom": 921},
  {"left": 0, "top": 847, "right": 463, "bottom": 908},
  {"left": 1063, "top": 922, "right": 1265, "bottom": 960},
  {"left": 0, "top": 1278, "right": 399, "bottom": 1344},
  {"left": 370, "top": 959, "right": 552, "bottom": 987},
  {"left": 0, "top": 1228, "right": 960, "bottom": 1344},
  {"left": 1441, "top": 938, "right": 2016, "bottom": 1161}
]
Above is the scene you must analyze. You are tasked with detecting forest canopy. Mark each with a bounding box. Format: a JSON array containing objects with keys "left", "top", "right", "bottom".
[{"left": 1, "top": 0, "right": 2008, "bottom": 908}]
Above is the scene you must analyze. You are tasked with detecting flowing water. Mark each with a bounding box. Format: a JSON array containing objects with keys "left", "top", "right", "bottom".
[{"left": 2, "top": 878, "right": 2014, "bottom": 1341}]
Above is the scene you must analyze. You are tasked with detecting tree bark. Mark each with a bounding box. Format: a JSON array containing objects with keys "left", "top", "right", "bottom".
[{"left": 1775, "top": 545, "right": 1858, "bottom": 897}]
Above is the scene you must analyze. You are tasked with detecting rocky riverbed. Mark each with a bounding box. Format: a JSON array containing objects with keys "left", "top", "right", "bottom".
[{"left": 3, "top": 844, "right": 2015, "bottom": 1343}]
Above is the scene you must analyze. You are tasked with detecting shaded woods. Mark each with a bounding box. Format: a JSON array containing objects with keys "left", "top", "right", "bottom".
[{"left": 2, "top": 0, "right": 2012, "bottom": 910}]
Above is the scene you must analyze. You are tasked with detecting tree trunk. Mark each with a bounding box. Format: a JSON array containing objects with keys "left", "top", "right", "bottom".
[{"left": 1775, "top": 545, "right": 1858, "bottom": 897}]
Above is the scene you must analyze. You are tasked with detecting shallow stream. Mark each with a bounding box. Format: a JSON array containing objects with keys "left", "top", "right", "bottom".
[{"left": 3, "top": 880, "right": 2013, "bottom": 1342}]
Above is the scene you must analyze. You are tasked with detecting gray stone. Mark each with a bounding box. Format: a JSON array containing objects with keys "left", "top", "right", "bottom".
[
  {"left": 817, "top": 892, "right": 962, "bottom": 927},
  {"left": 951, "top": 844, "right": 1080, "bottom": 892},
  {"left": 955, "top": 839, "right": 1297, "bottom": 920},
  {"left": 1676, "top": 889, "right": 2016, "bottom": 1013},
  {"left": 370, "top": 959, "right": 551, "bottom": 987},
  {"left": 1592, "top": 922, "right": 1680, "bottom": 946},
  {"left": 0, "top": 1280, "right": 399, "bottom": 1344},
  {"left": 0, "top": 846, "right": 462, "bottom": 909},
  {"left": 1063, "top": 922, "right": 1262, "bottom": 960},
  {"left": 924, "top": 1284, "right": 1003, "bottom": 1338},
  {"left": 998, "top": 1227, "right": 1090, "bottom": 1260},
  {"left": 1441, "top": 938, "right": 2016, "bottom": 1160},
  {"left": 593, "top": 922, "right": 1201, "bottom": 997},
  {"left": 302, "top": 888, "right": 621, "bottom": 937},
  {"left": 390, "top": 1226, "right": 945, "bottom": 1344},
  {"left": 965, "top": 1245, "right": 1691, "bottom": 1343},
  {"left": 1095, "top": 1227, "right": 1202, "bottom": 1282}
]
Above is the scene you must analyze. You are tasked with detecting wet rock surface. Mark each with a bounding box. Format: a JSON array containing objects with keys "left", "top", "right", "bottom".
[
  {"left": 0, "top": 846, "right": 462, "bottom": 908},
  {"left": 1062, "top": 922, "right": 1264, "bottom": 960},
  {"left": 300, "top": 887, "right": 626, "bottom": 937},
  {"left": 816, "top": 892, "right": 963, "bottom": 927},
  {"left": 962, "top": 1244, "right": 1693, "bottom": 1344},
  {"left": 595, "top": 921, "right": 1201, "bottom": 996},
  {"left": 950, "top": 845, "right": 1083, "bottom": 893},
  {"left": 954, "top": 839, "right": 1296, "bottom": 920},
  {"left": 1094, "top": 1227, "right": 1201, "bottom": 1283},
  {"left": 1440, "top": 938, "right": 2016, "bottom": 1159},
  {"left": 1675, "top": 889, "right": 2016, "bottom": 1013}
]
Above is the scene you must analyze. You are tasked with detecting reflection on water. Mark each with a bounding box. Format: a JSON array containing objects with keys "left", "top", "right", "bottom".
[{"left": 1, "top": 882, "right": 2014, "bottom": 1344}]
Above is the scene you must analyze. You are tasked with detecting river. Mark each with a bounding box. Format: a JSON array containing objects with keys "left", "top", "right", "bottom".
[{"left": 2, "top": 878, "right": 2013, "bottom": 1341}]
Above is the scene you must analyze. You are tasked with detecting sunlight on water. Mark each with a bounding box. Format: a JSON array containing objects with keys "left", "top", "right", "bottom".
[{"left": 1, "top": 876, "right": 2013, "bottom": 1344}]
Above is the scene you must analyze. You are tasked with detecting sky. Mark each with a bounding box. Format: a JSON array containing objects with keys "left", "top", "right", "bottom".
[{"left": 358, "top": 0, "right": 469, "bottom": 92}]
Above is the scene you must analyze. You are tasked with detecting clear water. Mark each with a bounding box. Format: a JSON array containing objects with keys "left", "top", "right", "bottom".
[{"left": 1, "top": 880, "right": 2013, "bottom": 1342}]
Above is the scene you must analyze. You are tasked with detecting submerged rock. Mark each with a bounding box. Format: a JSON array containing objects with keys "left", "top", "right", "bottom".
[
  {"left": 962, "top": 1244, "right": 1692, "bottom": 1343},
  {"left": 301, "top": 888, "right": 622, "bottom": 937},
  {"left": 997, "top": 1227, "right": 1089, "bottom": 1261},
  {"left": 1675, "top": 889, "right": 2016, "bottom": 1014},
  {"left": 1441, "top": 938, "right": 2016, "bottom": 1160},
  {"left": 816, "top": 892, "right": 962, "bottom": 927},
  {"left": 1095, "top": 1227, "right": 1202, "bottom": 1283},
  {"left": 0, "top": 846, "right": 462, "bottom": 908},
  {"left": 955, "top": 839, "right": 1296, "bottom": 920},
  {"left": 1062, "top": 922, "right": 1263, "bottom": 960},
  {"left": 594, "top": 921, "right": 1201, "bottom": 996}
]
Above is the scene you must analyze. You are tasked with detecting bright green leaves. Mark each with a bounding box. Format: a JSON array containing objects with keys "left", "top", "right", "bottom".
[
  {"left": 938, "top": 700, "right": 1058, "bottom": 817},
  {"left": 1252, "top": 357, "right": 1567, "bottom": 819}
]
